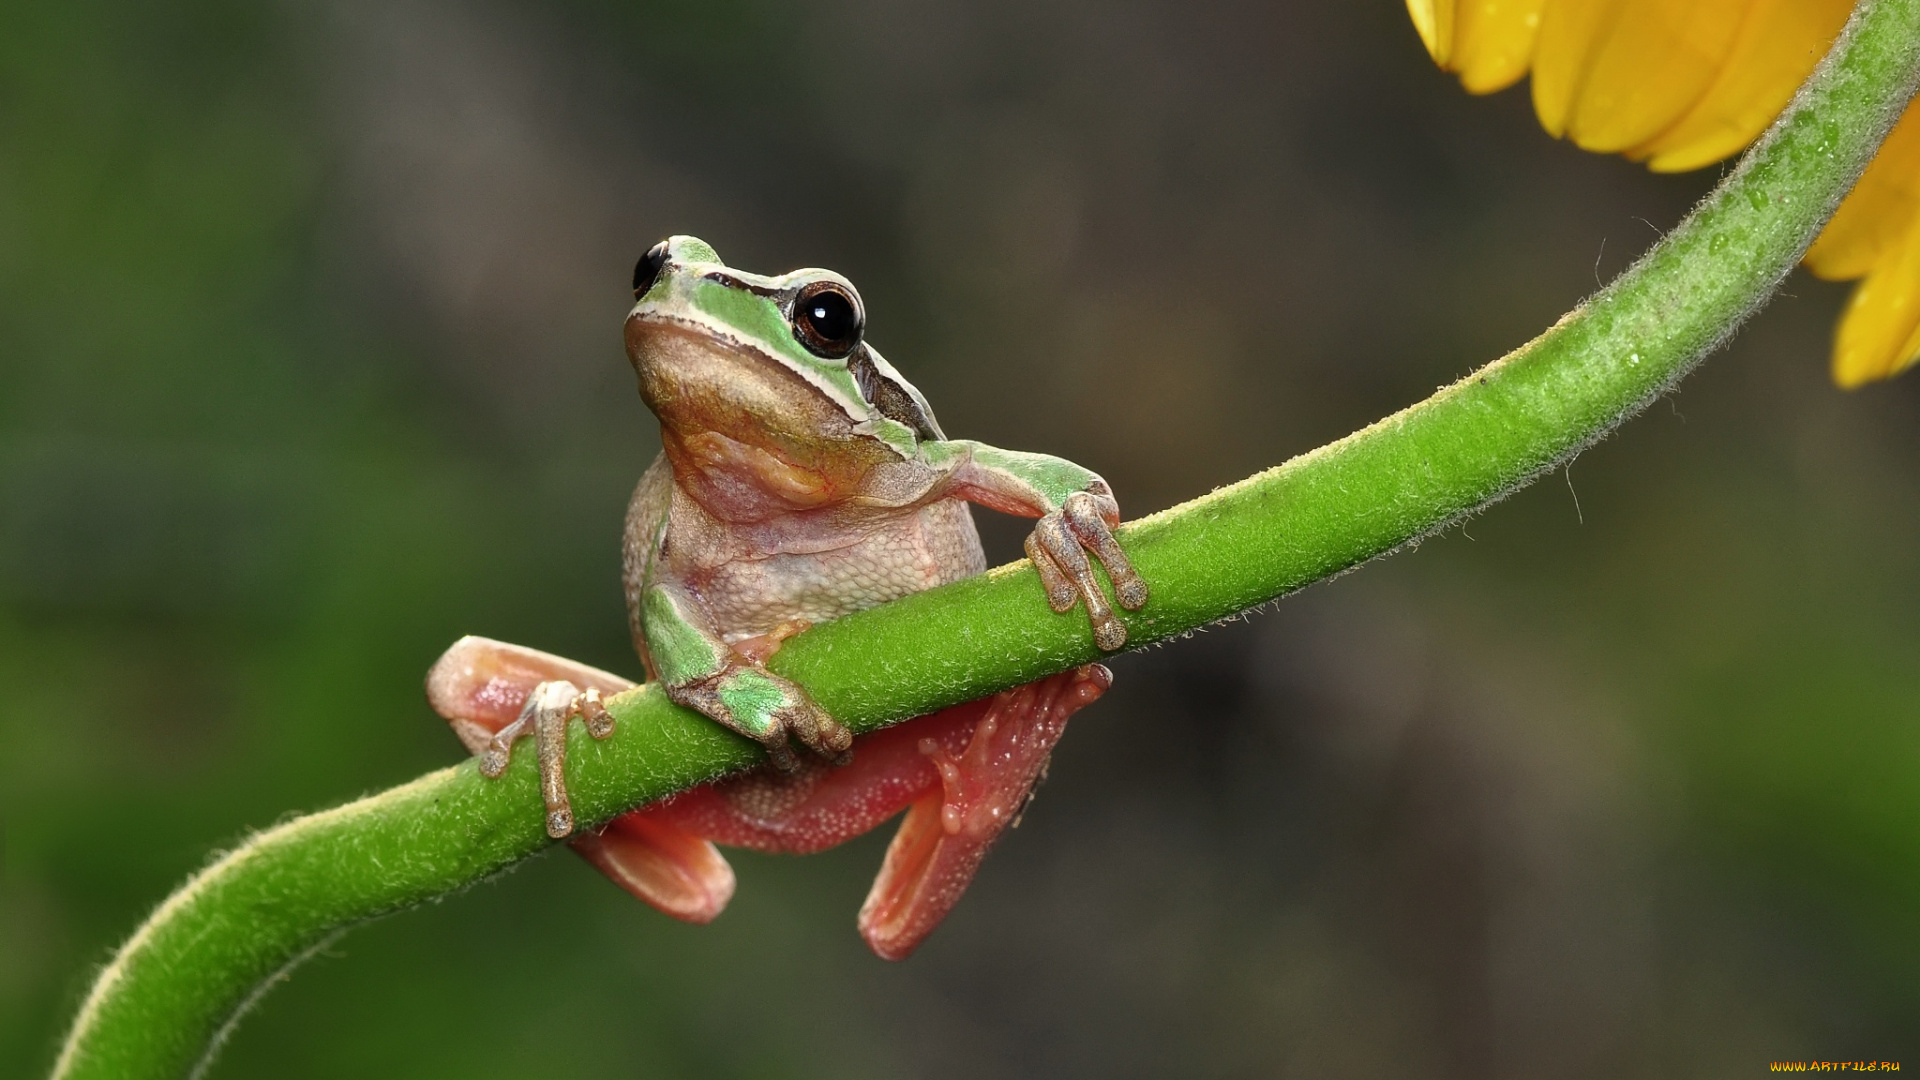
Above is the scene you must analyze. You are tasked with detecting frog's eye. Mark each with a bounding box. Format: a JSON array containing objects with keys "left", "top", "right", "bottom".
[
  {"left": 791, "top": 280, "right": 865, "bottom": 359},
  {"left": 632, "top": 242, "right": 670, "bottom": 298}
]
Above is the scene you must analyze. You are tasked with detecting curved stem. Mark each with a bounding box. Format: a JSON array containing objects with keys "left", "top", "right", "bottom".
[{"left": 54, "top": 2, "right": 1920, "bottom": 1076}]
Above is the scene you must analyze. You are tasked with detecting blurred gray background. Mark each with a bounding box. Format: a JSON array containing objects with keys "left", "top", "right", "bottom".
[{"left": 6, "top": 0, "right": 1920, "bottom": 1076}]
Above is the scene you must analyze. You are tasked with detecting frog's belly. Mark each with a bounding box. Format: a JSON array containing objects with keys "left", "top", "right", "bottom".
[{"left": 702, "top": 500, "right": 987, "bottom": 640}]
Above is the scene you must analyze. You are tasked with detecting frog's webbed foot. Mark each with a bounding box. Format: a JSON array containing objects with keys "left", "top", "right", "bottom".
[
  {"left": 857, "top": 663, "right": 1112, "bottom": 959},
  {"left": 478, "top": 680, "right": 616, "bottom": 838},
  {"left": 1024, "top": 482, "right": 1149, "bottom": 650},
  {"left": 668, "top": 659, "right": 853, "bottom": 773}
]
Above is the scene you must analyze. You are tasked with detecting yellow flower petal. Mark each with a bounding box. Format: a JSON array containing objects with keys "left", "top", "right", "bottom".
[
  {"left": 1832, "top": 209, "right": 1920, "bottom": 387},
  {"left": 1806, "top": 105, "right": 1920, "bottom": 281},
  {"left": 1452, "top": 0, "right": 1547, "bottom": 94},
  {"left": 1629, "top": 0, "right": 1852, "bottom": 172},
  {"left": 1531, "top": 0, "right": 1613, "bottom": 137},
  {"left": 1405, "top": 0, "right": 1920, "bottom": 386},
  {"left": 1538, "top": 0, "right": 1760, "bottom": 154},
  {"left": 1406, "top": 0, "right": 1456, "bottom": 66},
  {"left": 1411, "top": 0, "right": 1543, "bottom": 94}
]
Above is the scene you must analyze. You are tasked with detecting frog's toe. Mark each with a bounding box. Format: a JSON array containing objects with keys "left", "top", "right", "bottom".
[
  {"left": 818, "top": 714, "right": 854, "bottom": 758},
  {"left": 1063, "top": 491, "right": 1148, "bottom": 612},
  {"left": 578, "top": 686, "right": 616, "bottom": 738},
  {"left": 479, "top": 721, "right": 524, "bottom": 781},
  {"left": 527, "top": 680, "right": 605, "bottom": 838},
  {"left": 778, "top": 702, "right": 855, "bottom": 766},
  {"left": 1025, "top": 510, "right": 1128, "bottom": 650},
  {"left": 758, "top": 730, "right": 802, "bottom": 773},
  {"left": 1024, "top": 525, "right": 1081, "bottom": 613}
]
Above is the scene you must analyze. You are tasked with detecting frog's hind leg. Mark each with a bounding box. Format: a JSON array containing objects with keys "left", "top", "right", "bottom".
[
  {"left": 857, "top": 664, "right": 1109, "bottom": 959},
  {"left": 571, "top": 812, "right": 737, "bottom": 924},
  {"left": 627, "top": 664, "right": 1108, "bottom": 955},
  {"left": 641, "top": 665, "right": 1112, "bottom": 958}
]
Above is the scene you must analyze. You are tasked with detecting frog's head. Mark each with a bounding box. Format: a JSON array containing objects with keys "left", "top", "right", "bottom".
[{"left": 623, "top": 237, "right": 943, "bottom": 482}]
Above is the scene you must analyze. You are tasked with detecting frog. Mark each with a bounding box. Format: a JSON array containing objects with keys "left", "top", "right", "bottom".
[{"left": 426, "top": 235, "right": 1146, "bottom": 958}]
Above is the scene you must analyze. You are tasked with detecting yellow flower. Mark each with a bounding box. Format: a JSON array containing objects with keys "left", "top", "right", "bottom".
[{"left": 1407, "top": 0, "right": 1920, "bottom": 388}]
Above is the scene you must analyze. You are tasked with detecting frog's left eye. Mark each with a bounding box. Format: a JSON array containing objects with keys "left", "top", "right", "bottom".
[
  {"left": 632, "top": 242, "right": 670, "bottom": 298},
  {"left": 791, "top": 280, "right": 864, "bottom": 359}
]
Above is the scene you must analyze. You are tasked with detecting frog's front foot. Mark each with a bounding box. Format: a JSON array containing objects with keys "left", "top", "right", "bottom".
[
  {"left": 1024, "top": 482, "right": 1149, "bottom": 650},
  {"left": 479, "top": 680, "right": 617, "bottom": 838},
  {"left": 668, "top": 659, "right": 852, "bottom": 773}
]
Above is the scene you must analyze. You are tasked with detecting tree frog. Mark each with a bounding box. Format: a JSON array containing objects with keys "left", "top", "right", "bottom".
[{"left": 426, "top": 236, "right": 1146, "bottom": 958}]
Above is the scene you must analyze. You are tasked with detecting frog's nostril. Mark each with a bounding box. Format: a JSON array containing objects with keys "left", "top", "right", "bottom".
[{"left": 633, "top": 242, "right": 670, "bottom": 298}]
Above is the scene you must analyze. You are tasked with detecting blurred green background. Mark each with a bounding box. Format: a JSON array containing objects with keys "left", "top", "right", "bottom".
[{"left": 6, "top": 0, "right": 1920, "bottom": 1075}]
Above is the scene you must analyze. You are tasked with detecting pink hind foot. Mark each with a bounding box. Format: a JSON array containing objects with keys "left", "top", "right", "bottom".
[{"left": 857, "top": 665, "right": 1110, "bottom": 959}]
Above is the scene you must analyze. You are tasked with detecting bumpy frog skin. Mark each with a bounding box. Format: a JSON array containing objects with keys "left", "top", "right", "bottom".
[{"left": 427, "top": 236, "right": 1145, "bottom": 959}]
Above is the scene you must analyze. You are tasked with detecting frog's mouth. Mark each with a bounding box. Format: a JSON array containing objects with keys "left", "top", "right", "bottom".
[
  {"left": 625, "top": 303, "right": 875, "bottom": 427},
  {"left": 626, "top": 317, "right": 855, "bottom": 434}
]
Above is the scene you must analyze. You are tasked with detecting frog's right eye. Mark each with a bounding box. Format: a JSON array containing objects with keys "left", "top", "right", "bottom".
[
  {"left": 633, "top": 242, "right": 670, "bottom": 298},
  {"left": 791, "top": 279, "right": 864, "bottom": 359}
]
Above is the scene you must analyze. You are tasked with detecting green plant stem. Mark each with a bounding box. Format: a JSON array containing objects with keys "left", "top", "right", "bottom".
[{"left": 53, "top": 2, "right": 1920, "bottom": 1077}]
